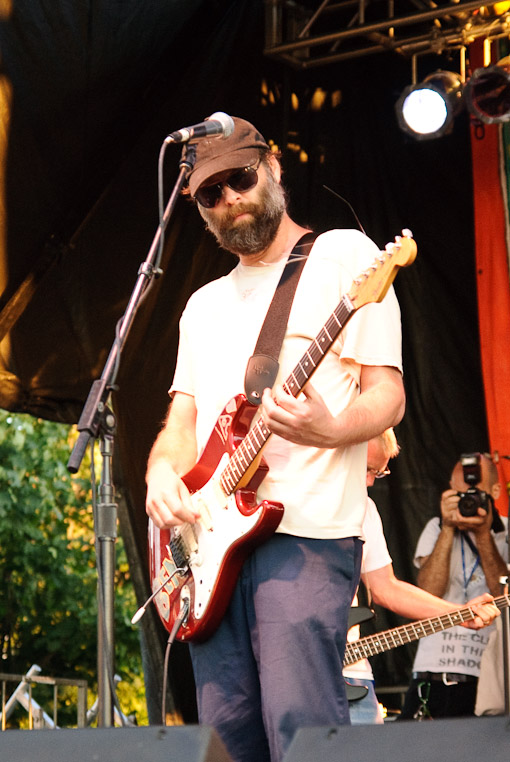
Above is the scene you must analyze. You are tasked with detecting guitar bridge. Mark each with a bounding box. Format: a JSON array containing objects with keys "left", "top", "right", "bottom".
[{"left": 168, "top": 532, "right": 194, "bottom": 571}]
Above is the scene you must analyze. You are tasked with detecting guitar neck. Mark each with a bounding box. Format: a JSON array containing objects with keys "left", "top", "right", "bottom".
[
  {"left": 220, "top": 294, "right": 355, "bottom": 495},
  {"left": 343, "top": 594, "right": 510, "bottom": 666}
]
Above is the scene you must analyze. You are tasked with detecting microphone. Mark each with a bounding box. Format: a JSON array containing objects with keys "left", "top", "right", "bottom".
[{"left": 165, "top": 112, "right": 234, "bottom": 144}]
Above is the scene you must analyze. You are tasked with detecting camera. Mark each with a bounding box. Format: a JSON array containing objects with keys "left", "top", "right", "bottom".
[{"left": 457, "top": 452, "right": 489, "bottom": 517}]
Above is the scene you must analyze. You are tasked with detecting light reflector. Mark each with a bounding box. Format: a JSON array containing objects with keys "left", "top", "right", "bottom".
[
  {"left": 464, "top": 59, "right": 510, "bottom": 124},
  {"left": 395, "top": 70, "right": 463, "bottom": 140}
]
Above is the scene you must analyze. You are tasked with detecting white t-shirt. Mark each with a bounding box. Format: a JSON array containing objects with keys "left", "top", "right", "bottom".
[
  {"left": 171, "top": 229, "right": 402, "bottom": 539},
  {"left": 412, "top": 516, "right": 508, "bottom": 677},
  {"left": 344, "top": 497, "right": 393, "bottom": 679}
]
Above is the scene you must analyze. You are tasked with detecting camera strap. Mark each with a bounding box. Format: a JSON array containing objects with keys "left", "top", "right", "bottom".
[
  {"left": 460, "top": 533, "right": 480, "bottom": 601},
  {"left": 490, "top": 500, "right": 505, "bottom": 534},
  {"left": 460, "top": 531, "right": 479, "bottom": 558}
]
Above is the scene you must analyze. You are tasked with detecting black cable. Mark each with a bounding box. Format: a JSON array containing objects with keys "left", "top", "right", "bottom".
[
  {"left": 322, "top": 185, "right": 367, "bottom": 235},
  {"left": 161, "top": 597, "right": 190, "bottom": 725}
]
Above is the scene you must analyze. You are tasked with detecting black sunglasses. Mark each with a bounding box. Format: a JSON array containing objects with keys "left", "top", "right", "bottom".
[{"left": 194, "top": 162, "right": 260, "bottom": 208}]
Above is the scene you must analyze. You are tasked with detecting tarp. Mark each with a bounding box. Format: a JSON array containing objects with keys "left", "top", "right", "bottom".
[{"left": 0, "top": 1, "right": 501, "bottom": 719}]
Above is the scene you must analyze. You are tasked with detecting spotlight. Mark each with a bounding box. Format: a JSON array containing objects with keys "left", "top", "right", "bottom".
[
  {"left": 395, "top": 70, "right": 464, "bottom": 140},
  {"left": 464, "top": 57, "right": 510, "bottom": 124}
]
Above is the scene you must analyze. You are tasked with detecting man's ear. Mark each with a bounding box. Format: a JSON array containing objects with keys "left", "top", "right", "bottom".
[
  {"left": 267, "top": 153, "right": 281, "bottom": 182},
  {"left": 490, "top": 482, "right": 502, "bottom": 500}
]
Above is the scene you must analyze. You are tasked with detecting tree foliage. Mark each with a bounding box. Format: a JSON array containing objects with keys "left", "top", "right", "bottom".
[{"left": 0, "top": 411, "right": 145, "bottom": 725}]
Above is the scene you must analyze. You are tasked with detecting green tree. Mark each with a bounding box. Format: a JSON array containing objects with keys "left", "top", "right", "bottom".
[{"left": 0, "top": 411, "right": 146, "bottom": 725}]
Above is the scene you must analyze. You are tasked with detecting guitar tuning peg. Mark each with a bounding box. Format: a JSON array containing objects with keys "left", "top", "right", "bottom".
[
  {"left": 385, "top": 242, "right": 395, "bottom": 254},
  {"left": 401, "top": 228, "right": 413, "bottom": 238}
]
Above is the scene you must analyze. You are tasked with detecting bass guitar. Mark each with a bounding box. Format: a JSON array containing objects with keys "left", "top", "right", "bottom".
[
  {"left": 344, "top": 595, "right": 510, "bottom": 667},
  {"left": 148, "top": 231, "right": 417, "bottom": 642}
]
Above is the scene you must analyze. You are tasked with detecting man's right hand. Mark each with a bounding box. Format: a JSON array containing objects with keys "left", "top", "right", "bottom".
[{"left": 145, "top": 460, "right": 199, "bottom": 529}]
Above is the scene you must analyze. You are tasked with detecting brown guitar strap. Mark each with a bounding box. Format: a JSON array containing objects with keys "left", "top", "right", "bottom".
[{"left": 244, "top": 231, "right": 317, "bottom": 406}]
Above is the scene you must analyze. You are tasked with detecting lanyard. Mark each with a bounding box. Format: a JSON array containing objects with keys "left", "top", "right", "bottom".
[{"left": 460, "top": 533, "right": 480, "bottom": 602}]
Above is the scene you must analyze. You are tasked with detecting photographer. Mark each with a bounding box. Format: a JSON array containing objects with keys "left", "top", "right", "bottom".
[{"left": 400, "top": 453, "right": 508, "bottom": 719}]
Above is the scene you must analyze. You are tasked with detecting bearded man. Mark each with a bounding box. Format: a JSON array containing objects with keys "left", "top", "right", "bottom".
[{"left": 145, "top": 117, "right": 405, "bottom": 762}]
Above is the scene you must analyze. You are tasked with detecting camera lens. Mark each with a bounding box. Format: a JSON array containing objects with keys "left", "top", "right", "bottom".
[{"left": 458, "top": 488, "right": 485, "bottom": 517}]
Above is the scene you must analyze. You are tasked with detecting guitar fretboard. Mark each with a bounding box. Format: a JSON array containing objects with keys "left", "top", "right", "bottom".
[
  {"left": 344, "top": 594, "right": 510, "bottom": 666},
  {"left": 219, "top": 294, "right": 355, "bottom": 495}
]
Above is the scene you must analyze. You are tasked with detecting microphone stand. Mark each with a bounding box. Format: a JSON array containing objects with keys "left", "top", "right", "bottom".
[
  {"left": 67, "top": 142, "right": 197, "bottom": 728},
  {"left": 501, "top": 575, "right": 510, "bottom": 716},
  {"left": 502, "top": 493, "right": 510, "bottom": 716}
]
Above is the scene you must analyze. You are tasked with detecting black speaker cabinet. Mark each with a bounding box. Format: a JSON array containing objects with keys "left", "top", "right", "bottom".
[
  {"left": 0, "top": 724, "right": 232, "bottom": 762},
  {"left": 283, "top": 716, "right": 510, "bottom": 762}
]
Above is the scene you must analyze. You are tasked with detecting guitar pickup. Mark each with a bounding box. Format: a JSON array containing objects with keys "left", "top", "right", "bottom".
[
  {"left": 192, "top": 488, "right": 217, "bottom": 531},
  {"left": 194, "top": 493, "right": 213, "bottom": 531}
]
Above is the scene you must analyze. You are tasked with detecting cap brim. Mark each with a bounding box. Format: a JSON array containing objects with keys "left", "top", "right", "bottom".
[{"left": 189, "top": 147, "right": 261, "bottom": 196}]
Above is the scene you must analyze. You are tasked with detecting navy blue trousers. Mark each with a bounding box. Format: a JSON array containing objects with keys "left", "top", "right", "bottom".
[{"left": 189, "top": 533, "right": 363, "bottom": 762}]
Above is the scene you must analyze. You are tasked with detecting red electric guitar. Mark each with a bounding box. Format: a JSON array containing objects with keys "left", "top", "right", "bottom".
[{"left": 148, "top": 231, "right": 417, "bottom": 642}]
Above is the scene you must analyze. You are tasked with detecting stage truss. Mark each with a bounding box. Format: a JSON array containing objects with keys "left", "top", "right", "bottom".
[{"left": 264, "top": 0, "right": 510, "bottom": 68}]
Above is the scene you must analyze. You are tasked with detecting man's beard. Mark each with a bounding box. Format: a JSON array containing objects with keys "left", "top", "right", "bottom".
[{"left": 198, "top": 170, "right": 286, "bottom": 256}]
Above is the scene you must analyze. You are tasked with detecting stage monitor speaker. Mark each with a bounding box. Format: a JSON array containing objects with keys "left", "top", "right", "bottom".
[
  {"left": 283, "top": 716, "right": 510, "bottom": 762},
  {"left": 0, "top": 724, "right": 233, "bottom": 762}
]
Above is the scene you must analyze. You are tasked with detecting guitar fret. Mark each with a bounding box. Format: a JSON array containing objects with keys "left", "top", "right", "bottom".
[
  {"left": 221, "top": 473, "right": 235, "bottom": 493},
  {"left": 297, "top": 358, "right": 312, "bottom": 382},
  {"left": 251, "top": 424, "right": 267, "bottom": 448},
  {"left": 230, "top": 461, "right": 243, "bottom": 480},
  {"left": 237, "top": 448, "right": 250, "bottom": 468},
  {"left": 330, "top": 311, "right": 342, "bottom": 329},
  {"left": 384, "top": 633, "right": 399, "bottom": 648},
  {"left": 286, "top": 371, "right": 300, "bottom": 395},
  {"left": 317, "top": 330, "right": 329, "bottom": 348},
  {"left": 325, "top": 314, "right": 341, "bottom": 337},
  {"left": 290, "top": 367, "right": 308, "bottom": 392},
  {"left": 245, "top": 440, "right": 258, "bottom": 457},
  {"left": 303, "top": 351, "right": 316, "bottom": 370},
  {"left": 312, "top": 337, "right": 326, "bottom": 356}
]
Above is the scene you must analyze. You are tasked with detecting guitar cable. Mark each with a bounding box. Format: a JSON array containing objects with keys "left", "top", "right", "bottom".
[
  {"left": 131, "top": 570, "right": 191, "bottom": 725},
  {"left": 161, "top": 594, "right": 190, "bottom": 725},
  {"left": 130, "top": 566, "right": 187, "bottom": 624}
]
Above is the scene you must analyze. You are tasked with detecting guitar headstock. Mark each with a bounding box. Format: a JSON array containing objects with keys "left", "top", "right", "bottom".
[{"left": 348, "top": 229, "right": 417, "bottom": 309}]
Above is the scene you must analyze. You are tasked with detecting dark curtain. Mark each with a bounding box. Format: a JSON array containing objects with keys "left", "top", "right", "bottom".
[{"left": 0, "top": 1, "right": 488, "bottom": 718}]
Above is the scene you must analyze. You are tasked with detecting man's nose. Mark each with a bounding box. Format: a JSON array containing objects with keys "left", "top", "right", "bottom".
[{"left": 222, "top": 184, "right": 243, "bottom": 204}]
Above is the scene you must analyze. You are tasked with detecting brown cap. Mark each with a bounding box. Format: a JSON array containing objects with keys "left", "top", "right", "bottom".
[{"left": 188, "top": 116, "right": 270, "bottom": 197}]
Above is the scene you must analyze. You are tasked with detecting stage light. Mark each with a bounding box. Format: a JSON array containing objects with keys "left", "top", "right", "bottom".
[
  {"left": 395, "top": 70, "right": 464, "bottom": 140},
  {"left": 464, "top": 57, "right": 510, "bottom": 124}
]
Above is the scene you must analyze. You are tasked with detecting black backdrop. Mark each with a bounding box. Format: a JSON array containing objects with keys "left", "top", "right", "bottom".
[{"left": 0, "top": 1, "right": 490, "bottom": 720}]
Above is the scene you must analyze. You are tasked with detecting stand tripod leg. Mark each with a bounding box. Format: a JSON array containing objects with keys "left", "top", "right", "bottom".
[{"left": 500, "top": 576, "right": 510, "bottom": 716}]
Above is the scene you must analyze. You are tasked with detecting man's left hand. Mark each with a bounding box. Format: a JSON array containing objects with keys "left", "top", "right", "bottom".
[
  {"left": 261, "top": 383, "right": 338, "bottom": 448},
  {"left": 462, "top": 592, "right": 500, "bottom": 630}
]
